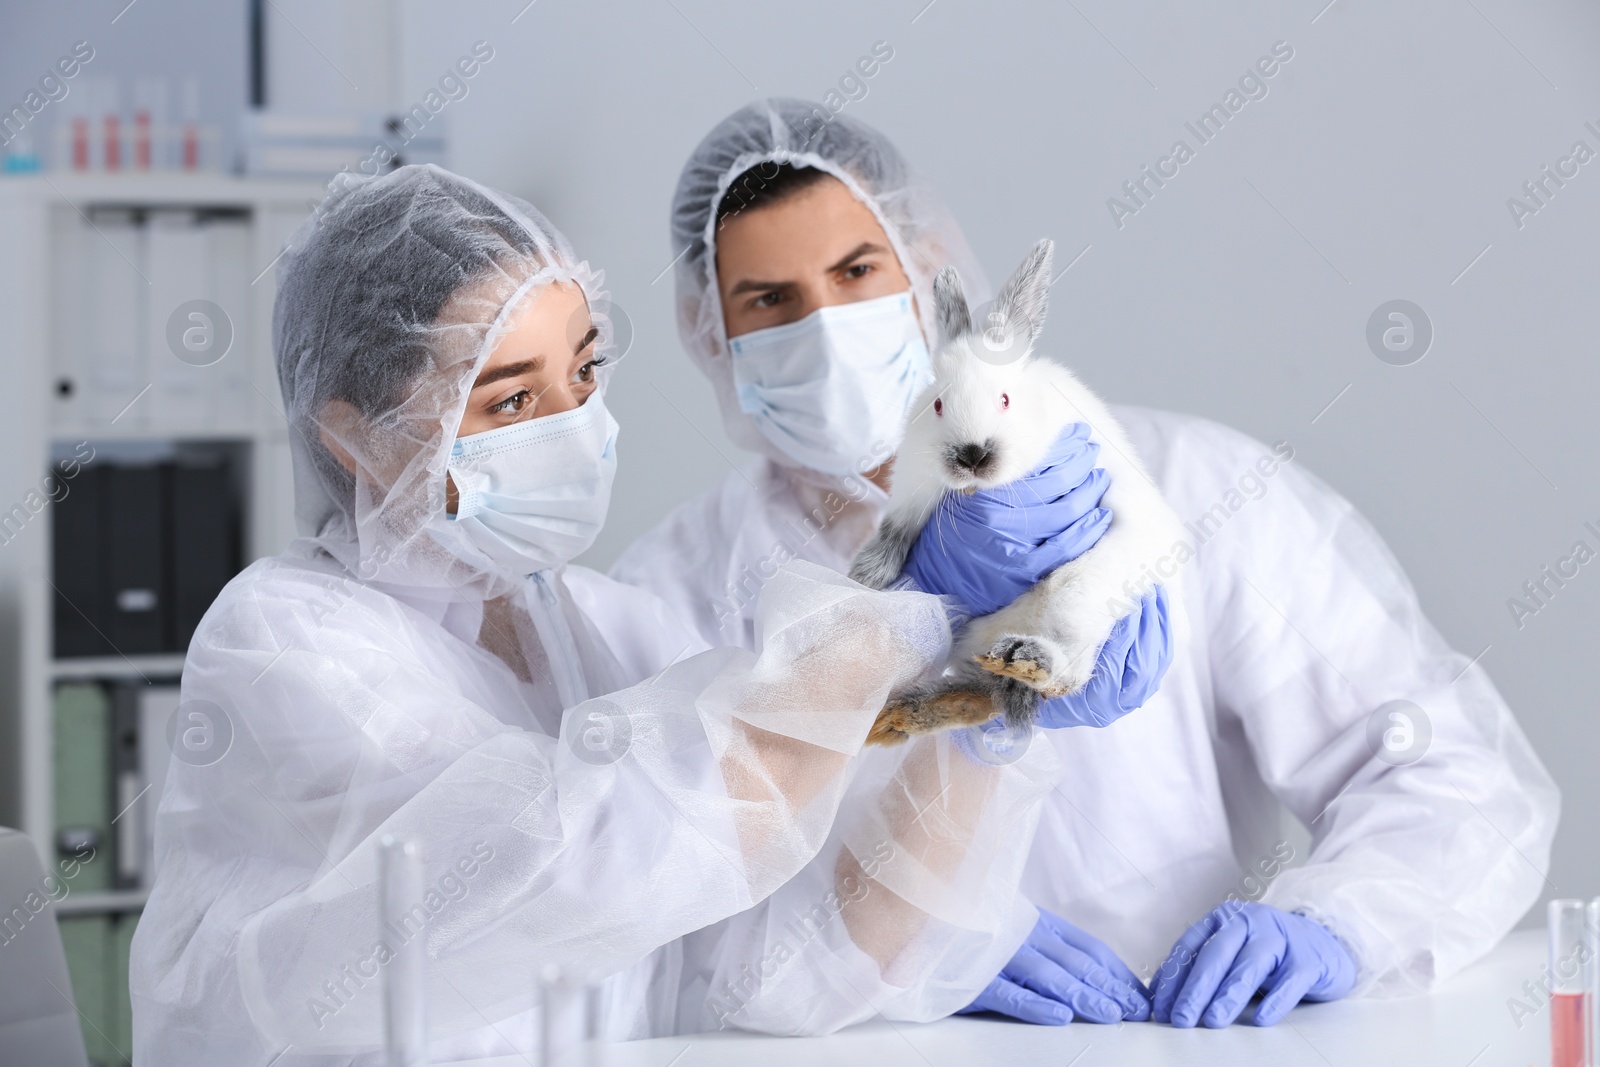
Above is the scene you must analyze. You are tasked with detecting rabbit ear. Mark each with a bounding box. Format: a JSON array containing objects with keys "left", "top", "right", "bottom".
[
  {"left": 992, "top": 238, "right": 1055, "bottom": 345},
  {"left": 933, "top": 266, "right": 972, "bottom": 344}
]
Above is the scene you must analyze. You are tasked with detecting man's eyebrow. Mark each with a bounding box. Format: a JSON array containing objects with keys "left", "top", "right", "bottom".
[
  {"left": 725, "top": 243, "right": 889, "bottom": 297},
  {"left": 826, "top": 241, "right": 888, "bottom": 273},
  {"left": 473, "top": 357, "right": 542, "bottom": 389},
  {"left": 728, "top": 277, "right": 793, "bottom": 296}
]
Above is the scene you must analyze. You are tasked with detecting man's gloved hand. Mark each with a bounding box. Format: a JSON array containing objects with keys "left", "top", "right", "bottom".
[
  {"left": 1150, "top": 902, "right": 1358, "bottom": 1028},
  {"left": 1036, "top": 586, "right": 1173, "bottom": 729},
  {"left": 958, "top": 908, "right": 1152, "bottom": 1025},
  {"left": 902, "top": 423, "right": 1110, "bottom": 619}
]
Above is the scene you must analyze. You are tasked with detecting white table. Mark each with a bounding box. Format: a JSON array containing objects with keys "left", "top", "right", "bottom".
[{"left": 472, "top": 928, "right": 1550, "bottom": 1066}]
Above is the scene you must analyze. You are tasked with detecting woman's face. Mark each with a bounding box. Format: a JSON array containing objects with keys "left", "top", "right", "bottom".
[
  {"left": 444, "top": 279, "right": 604, "bottom": 514},
  {"left": 455, "top": 280, "right": 603, "bottom": 437},
  {"left": 715, "top": 174, "right": 913, "bottom": 340},
  {"left": 316, "top": 275, "right": 607, "bottom": 517}
]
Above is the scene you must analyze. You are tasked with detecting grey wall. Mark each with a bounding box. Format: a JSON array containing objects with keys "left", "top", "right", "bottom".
[{"left": 407, "top": 0, "right": 1600, "bottom": 925}]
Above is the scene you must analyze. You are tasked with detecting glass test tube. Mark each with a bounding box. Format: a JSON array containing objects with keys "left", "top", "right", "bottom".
[
  {"left": 65, "top": 85, "right": 89, "bottom": 171},
  {"left": 1549, "top": 899, "right": 1589, "bottom": 1067},
  {"left": 181, "top": 76, "right": 200, "bottom": 170},
  {"left": 380, "top": 836, "right": 429, "bottom": 1067},
  {"left": 101, "top": 79, "right": 121, "bottom": 171},
  {"left": 1588, "top": 899, "right": 1600, "bottom": 1067},
  {"left": 131, "top": 77, "right": 165, "bottom": 171}
]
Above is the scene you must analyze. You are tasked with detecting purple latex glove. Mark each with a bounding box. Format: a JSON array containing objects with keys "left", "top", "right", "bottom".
[
  {"left": 1150, "top": 902, "right": 1358, "bottom": 1028},
  {"left": 959, "top": 908, "right": 1152, "bottom": 1025},
  {"left": 902, "top": 423, "right": 1111, "bottom": 619},
  {"left": 1036, "top": 586, "right": 1173, "bottom": 729}
]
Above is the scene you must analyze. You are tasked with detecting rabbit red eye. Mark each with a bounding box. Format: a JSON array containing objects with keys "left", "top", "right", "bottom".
[
  {"left": 933, "top": 398, "right": 943, "bottom": 416},
  {"left": 1000, "top": 393, "right": 1010, "bottom": 410}
]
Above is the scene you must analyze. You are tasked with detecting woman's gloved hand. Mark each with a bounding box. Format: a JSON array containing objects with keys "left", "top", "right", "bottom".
[
  {"left": 901, "top": 423, "right": 1111, "bottom": 619},
  {"left": 958, "top": 908, "right": 1152, "bottom": 1025},
  {"left": 1150, "top": 902, "right": 1359, "bottom": 1028},
  {"left": 1036, "top": 586, "right": 1173, "bottom": 729}
]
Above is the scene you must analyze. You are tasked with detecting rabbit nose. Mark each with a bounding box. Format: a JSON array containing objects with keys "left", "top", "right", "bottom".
[{"left": 948, "top": 440, "right": 996, "bottom": 475}]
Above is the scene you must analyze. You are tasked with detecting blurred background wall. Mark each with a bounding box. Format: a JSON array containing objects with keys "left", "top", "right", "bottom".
[{"left": 4, "top": 0, "right": 1596, "bottom": 927}]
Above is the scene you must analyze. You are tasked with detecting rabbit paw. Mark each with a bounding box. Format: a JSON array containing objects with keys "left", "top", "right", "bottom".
[
  {"left": 975, "top": 635, "right": 1060, "bottom": 690},
  {"left": 867, "top": 685, "right": 999, "bottom": 746},
  {"left": 1048, "top": 617, "right": 1126, "bottom": 698}
]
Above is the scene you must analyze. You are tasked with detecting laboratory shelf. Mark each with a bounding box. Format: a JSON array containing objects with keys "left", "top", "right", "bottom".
[
  {"left": 49, "top": 655, "right": 189, "bottom": 681},
  {"left": 0, "top": 169, "right": 318, "bottom": 1067},
  {"left": 52, "top": 888, "right": 151, "bottom": 917},
  {"left": 1, "top": 171, "right": 316, "bottom": 869}
]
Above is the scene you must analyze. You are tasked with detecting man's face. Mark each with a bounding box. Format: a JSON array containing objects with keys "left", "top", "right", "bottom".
[{"left": 714, "top": 174, "right": 914, "bottom": 340}]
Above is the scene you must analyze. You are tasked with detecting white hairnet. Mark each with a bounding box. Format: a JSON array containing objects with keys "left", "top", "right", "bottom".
[
  {"left": 274, "top": 163, "right": 618, "bottom": 602},
  {"left": 671, "top": 99, "right": 992, "bottom": 465}
]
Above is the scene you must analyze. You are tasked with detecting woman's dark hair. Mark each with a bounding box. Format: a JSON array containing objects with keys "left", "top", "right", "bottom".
[{"left": 714, "top": 161, "right": 832, "bottom": 227}]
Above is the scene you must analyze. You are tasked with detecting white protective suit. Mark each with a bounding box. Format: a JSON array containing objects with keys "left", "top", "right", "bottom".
[
  {"left": 129, "top": 165, "right": 1061, "bottom": 1066},
  {"left": 611, "top": 99, "right": 1561, "bottom": 994}
]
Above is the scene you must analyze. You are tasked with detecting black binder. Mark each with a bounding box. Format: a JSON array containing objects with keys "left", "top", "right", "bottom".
[
  {"left": 52, "top": 456, "right": 243, "bottom": 658},
  {"left": 52, "top": 464, "right": 110, "bottom": 657},
  {"left": 168, "top": 461, "right": 239, "bottom": 652},
  {"left": 104, "top": 465, "right": 167, "bottom": 655}
]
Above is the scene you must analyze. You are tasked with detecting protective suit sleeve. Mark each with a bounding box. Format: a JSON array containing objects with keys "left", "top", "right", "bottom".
[
  {"left": 148, "top": 559, "right": 949, "bottom": 1053},
  {"left": 680, "top": 731, "right": 1058, "bottom": 1035},
  {"left": 1193, "top": 424, "right": 1559, "bottom": 996}
]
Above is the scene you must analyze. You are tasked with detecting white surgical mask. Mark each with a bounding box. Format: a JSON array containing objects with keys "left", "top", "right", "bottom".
[
  {"left": 728, "top": 289, "right": 931, "bottom": 476},
  {"left": 443, "top": 393, "right": 619, "bottom": 575}
]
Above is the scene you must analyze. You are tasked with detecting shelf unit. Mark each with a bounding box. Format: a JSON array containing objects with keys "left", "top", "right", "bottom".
[
  {"left": 52, "top": 888, "right": 152, "bottom": 918},
  {"left": 0, "top": 173, "right": 326, "bottom": 907},
  {"left": 48, "top": 655, "right": 190, "bottom": 682}
]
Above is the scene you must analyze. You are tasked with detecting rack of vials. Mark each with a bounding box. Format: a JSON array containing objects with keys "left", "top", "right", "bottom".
[
  {"left": 0, "top": 71, "right": 222, "bottom": 175},
  {"left": 1548, "top": 899, "right": 1600, "bottom": 1067}
]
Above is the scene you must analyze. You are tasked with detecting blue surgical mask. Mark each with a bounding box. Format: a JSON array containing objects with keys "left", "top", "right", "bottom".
[
  {"left": 728, "top": 290, "right": 932, "bottom": 476},
  {"left": 442, "top": 394, "right": 619, "bottom": 575}
]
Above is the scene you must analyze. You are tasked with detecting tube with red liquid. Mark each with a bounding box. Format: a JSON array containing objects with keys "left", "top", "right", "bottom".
[
  {"left": 133, "top": 109, "right": 151, "bottom": 170},
  {"left": 101, "top": 80, "right": 121, "bottom": 172},
  {"left": 71, "top": 116, "right": 89, "bottom": 171},
  {"left": 1550, "top": 900, "right": 1590, "bottom": 1067},
  {"left": 1588, "top": 899, "right": 1600, "bottom": 1067},
  {"left": 181, "top": 76, "right": 200, "bottom": 171}
]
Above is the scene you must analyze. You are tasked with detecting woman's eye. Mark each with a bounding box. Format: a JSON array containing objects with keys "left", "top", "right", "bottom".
[
  {"left": 489, "top": 389, "right": 532, "bottom": 416},
  {"left": 573, "top": 357, "right": 607, "bottom": 384}
]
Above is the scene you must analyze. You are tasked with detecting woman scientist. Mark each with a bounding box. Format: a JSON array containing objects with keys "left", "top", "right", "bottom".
[
  {"left": 611, "top": 99, "right": 1560, "bottom": 1028},
  {"left": 129, "top": 165, "right": 1091, "bottom": 1064}
]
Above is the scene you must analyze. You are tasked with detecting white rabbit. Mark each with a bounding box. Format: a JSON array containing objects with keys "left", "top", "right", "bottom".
[{"left": 849, "top": 239, "right": 1183, "bottom": 744}]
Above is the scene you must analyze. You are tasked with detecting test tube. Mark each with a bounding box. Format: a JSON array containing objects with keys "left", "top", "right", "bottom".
[
  {"left": 180, "top": 76, "right": 200, "bottom": 170},
  {"left": 380, "top": 836, "right": 429, "bottom": 1067},
  {"left": 71, "top": 111, "right": 90, "bottom": 170},
  {"left": 1588, "top": 899, "right": 1600, "bottom": 1067},
  {"left": 131, "top": 77, "right": 164, "bottom": 171},
  {"left": 1549, "top": 900, "right": 1589, "bottom": 1067},
  {"left": 101, "top": 79, "right": 121, "bottom": 171},
  {"left": 65, "top": 87, "right": 89, "bottom": 171},
  {"left": 539, "top": 965, "right": 601, "bottom": 1067}
]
